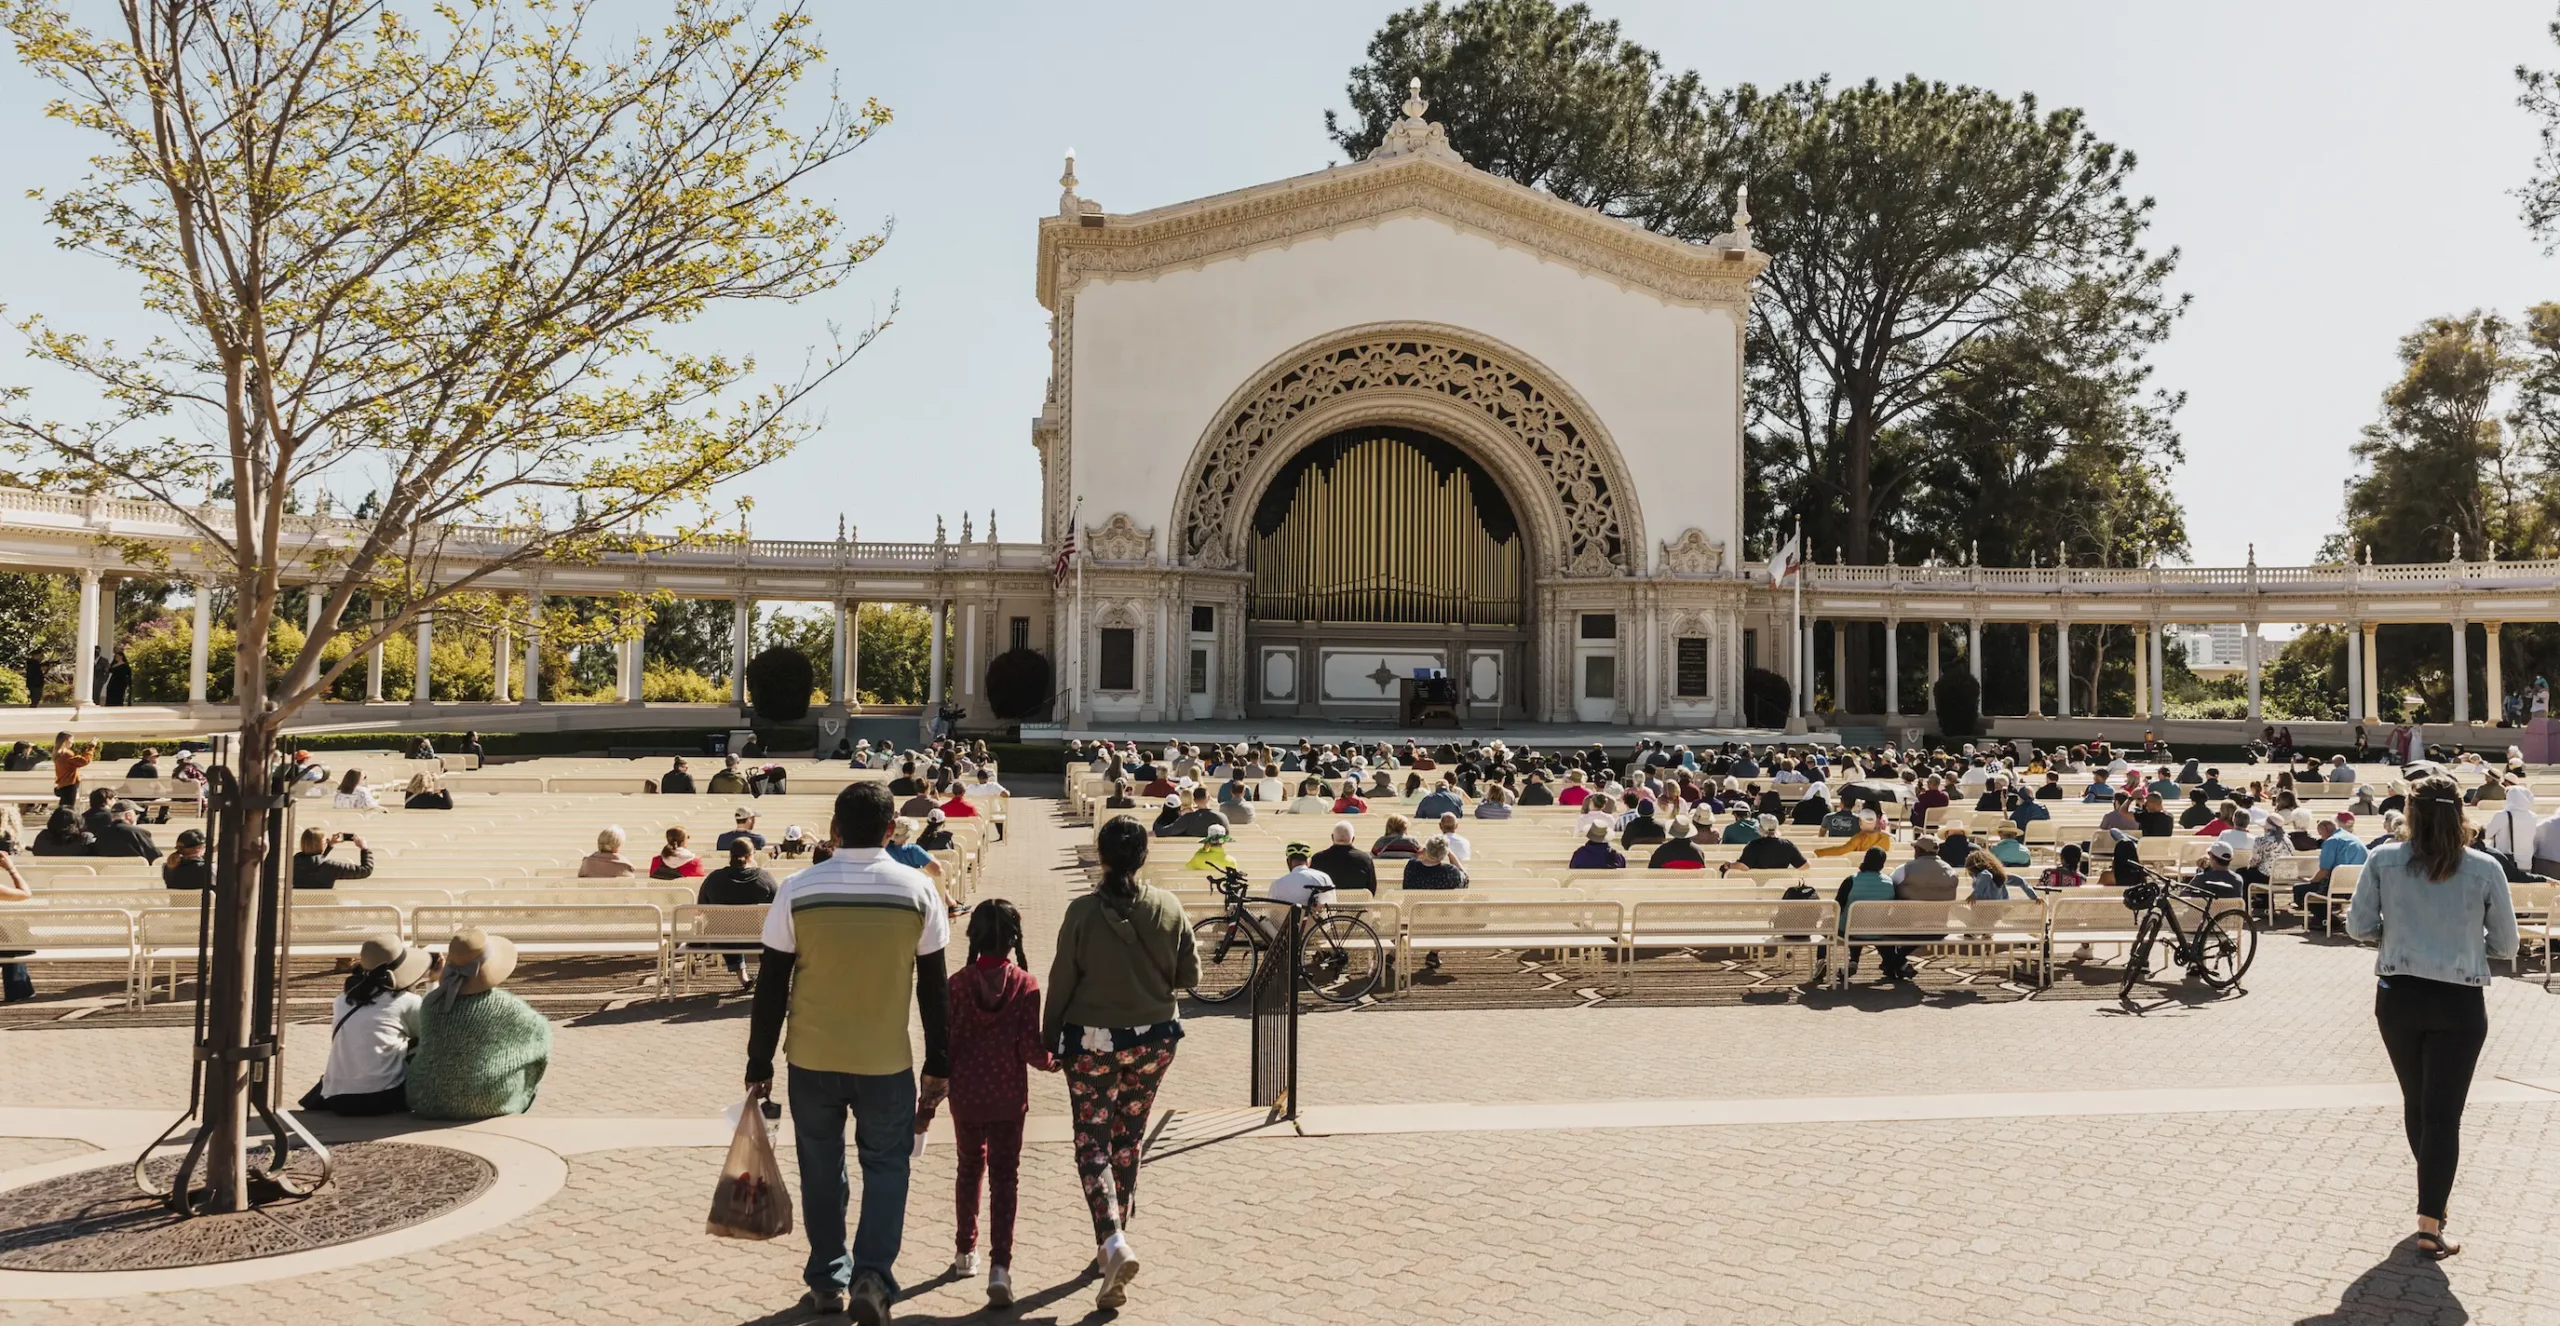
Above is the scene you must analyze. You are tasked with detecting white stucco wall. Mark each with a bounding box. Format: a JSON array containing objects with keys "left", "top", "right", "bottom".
[{"left": 1064, "top": 213, "right": 1741, "bottom": 572}]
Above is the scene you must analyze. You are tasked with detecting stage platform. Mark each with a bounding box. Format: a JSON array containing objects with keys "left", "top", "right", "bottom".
[{"left": 1019, "top": 721, "right": 1835, "bottom": 747}]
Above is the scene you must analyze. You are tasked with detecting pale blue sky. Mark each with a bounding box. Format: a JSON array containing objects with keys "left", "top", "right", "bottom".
[{"left": 2, "top": 0, "right": 2554, "bottom": 567}]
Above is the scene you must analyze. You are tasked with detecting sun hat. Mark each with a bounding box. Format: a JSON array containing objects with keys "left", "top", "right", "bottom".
[
  {"left": 359, "top": 933, "right": 433, "bottom": 988},
  {"left": 1585, "top": 822, "right": 1610, "bottom": 841},
  {"left": 443, "top": 928, "right": 518, "bottom": 996}
]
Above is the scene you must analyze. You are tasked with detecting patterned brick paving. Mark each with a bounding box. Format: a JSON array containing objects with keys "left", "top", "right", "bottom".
[{"left": 6, "top": 795, "right": 2560, "bottom": 1323}]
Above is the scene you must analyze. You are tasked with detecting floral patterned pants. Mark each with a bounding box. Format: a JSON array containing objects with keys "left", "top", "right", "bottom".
[{"left": 1064, "top": 1043, "right": 1176, "bottom": 1242}]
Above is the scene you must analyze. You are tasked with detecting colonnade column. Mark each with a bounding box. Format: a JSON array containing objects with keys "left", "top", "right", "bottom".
[
  {"left": 411, "top": 610, "right": 433, "bottom": 706},
  {"left": 493, "top": 622, "right": 512, "bottom": 703},
  {"left": 2244, "top": 621, "right": 2262, "bottom": 723},
  {"left": 188, "top": 584, "right": 211, "bottom": 704},
  {"left": 2025, "top": 624, "right": 2042, "bottom": 717},
  {"left": 520, "top": 592, "right": 542, "bottom": 706},
  {"left": 2486, "top": 622, "right": 2505, "bottom": 723},
  {"left": 2130, "top": 626, "right": 2149, "bottom": 719},
  {"left": 846, "top": 601, "right": 863, "bottom": 709},
  {"left": 1830, "top": 620, "right": 1846, "bottom": 712},
  {"left": 1883, "top": 619, "right": 1900, "bottom": 716},
  {"left": 1925, "top": 623, "right": 1941, "bottom": 714},
  {"left": 924, "top": 599, "right": 948, "bottom": 741},
  {"left": 730, "top": 596, "right": 752, "bottom": 707},
  {"left": 962, "top": 603, "right": 979, "bottom": 706},
  {"left": 1795, "top": 617, "right": 1809, "bottom": 719},
  {"left": 830, "top": 600, "right": 850, "bottom": 709},
  {"left": 2452, "top": 619, "right": 2470, "bottom": 725},
  {"left": 2359, "top": 622, "right": 2379, "bottom": 722},
  {"left": 72, "top": 568, "right": 100, "bottom": 707},
  {"left": 625, "top": 635, "right": 646, "bottom": 704},
  {"left": 305, "top": 587, "right": 322, "bottom": 636},
  {"left": 2054, "top": 619, "right": 2072, "bottom": 719},
  {"left": 365, "top": 598, "right": 385, "bottom": 702}
]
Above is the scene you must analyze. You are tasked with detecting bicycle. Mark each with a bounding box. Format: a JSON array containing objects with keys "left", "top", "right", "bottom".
[
  {"left": 2117, "top": 865, "right": 2258, "bottom": 1001},
  {"left": 1186, "top": 866, "right": 1384, "bottom": 1005}
]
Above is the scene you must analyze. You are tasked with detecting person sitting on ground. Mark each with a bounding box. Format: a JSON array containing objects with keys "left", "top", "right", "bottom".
[
  {"left": 92, "top": 801, "right": 160, "bottom": 863},
  {"left": 697, "top": 838, "right": 780, "bottom": 987},
  {"left": 1569, "top": 821, "right": 1627, "bottom": 870},
  {"left": 1724, "top": 816, "right": 1808, "bottom": 874},
  {"left": 1160, "top": 787, "right": 1228, "bottom": 839},
  {"left": 406, "top": 928, "right": 550, "bottom": 1120},
  {"left": 659, "top": 757, "right": 697, "bottom": 794},
  {"left": 1371, "top": 814, "right": 1423, "bottom": 861},
  {"left": 580, "top": 827, "right": 639, "bottom": 878},
  {"left": 707, "top": 756, "right": 751, "bottom": 796},
  {"left": 404, "top": 770, "right": 454, "bottom": 810},
  {"left": 30, "top": 807, "right": 93, "bottom": 856},
  {"left": 717, "top": 808, "right": 767, "bottom": 855},
  {"left": 161, "top": 828, "right": 211, "bottom": 889},
  {"left": 1400, "top": 836, "right": 1469, "bottom": 891},
  {"left": 1647, "top": 817, "right": 1708, "bottom": 870},
  {"left": 1474, "top": 784, "right": 1514, "bottom": 820},
  {"left": 776, "top": 825, "right": 814, "bottom": 859},
  {"left": 651, "top": 826, "right": 706, "bottom": 879},
  {"left": 1620, "top": 800, "right": 1668, "bottom": 849},
  {"left": 298, "top": 935, "right": 431, "bottom": 1116},
  {"left": 1309, "top": 822, "right": 1378, "bottom": 893}
]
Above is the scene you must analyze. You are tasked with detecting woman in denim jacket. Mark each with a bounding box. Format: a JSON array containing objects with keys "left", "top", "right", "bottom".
[{"left": 2345, "top": 774, "right": 2519, "bottom": 1260}]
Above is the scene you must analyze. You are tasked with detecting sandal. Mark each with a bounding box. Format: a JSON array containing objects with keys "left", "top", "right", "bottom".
[{"left": 2413, "top": 1229, "right": 2461, "bottom": 1260}]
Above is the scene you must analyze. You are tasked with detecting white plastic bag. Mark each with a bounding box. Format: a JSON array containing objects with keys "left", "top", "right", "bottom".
[{"left": 706, "top": 1095, "right": 793, "bottom": 1240}]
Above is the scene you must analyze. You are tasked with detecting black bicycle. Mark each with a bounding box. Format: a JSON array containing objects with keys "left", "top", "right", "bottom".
[
  {"left": 2118, "top": 866, "right": 2258, "bottom": 1000},
  {"left": 1187, "top": 866, "right": 1384, "bottom": 1005}
]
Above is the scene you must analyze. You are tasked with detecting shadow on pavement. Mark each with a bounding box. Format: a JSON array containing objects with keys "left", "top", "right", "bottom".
[{"left": 2294, "top": 1242, "right": 2467, "bottom": 1324}]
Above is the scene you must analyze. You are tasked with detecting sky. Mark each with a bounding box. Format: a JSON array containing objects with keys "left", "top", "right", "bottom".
[{"left": 2, "top": 0, "right": 2556, "bottom": 569}]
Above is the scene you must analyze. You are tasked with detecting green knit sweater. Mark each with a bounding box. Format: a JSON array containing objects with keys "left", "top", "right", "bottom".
[
  {"left": 406, "top": 989, "right": 552, "bottom": 1120},
  {"left": 1043, "top": 885, "right": 1198, "bottom": 1045}
]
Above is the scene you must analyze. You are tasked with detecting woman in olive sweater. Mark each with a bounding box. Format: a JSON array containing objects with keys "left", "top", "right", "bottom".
[{"left": 1045, "top": 816, "right": 1198, "bottom": 1312}]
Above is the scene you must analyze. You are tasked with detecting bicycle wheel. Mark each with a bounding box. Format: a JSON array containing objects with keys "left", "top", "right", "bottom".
[
  {"left": 2191, "top": 904, "right": 2258, "bottom": 990},
  {"left": 1298, "top": 913, "right": 1383, "bottom": 1004},
  {"left": 1187, "top": 916, "right": 1258, "bottom": 1004},
  {"left": 2119, "top": 910, "right": 2162, "bottom": 1002}
]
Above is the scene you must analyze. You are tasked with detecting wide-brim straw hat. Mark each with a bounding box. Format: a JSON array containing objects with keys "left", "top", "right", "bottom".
[
  {"left": 358, "top": 933, "right": 433, "bottom": 988},
  {"left": 446, "top": 928, "right": 519, "bottom": 995}
]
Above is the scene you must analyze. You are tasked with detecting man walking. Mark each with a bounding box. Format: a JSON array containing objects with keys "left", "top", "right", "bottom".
[{"left": 745, "top": 781, "right": 951, "bottom": 1323}]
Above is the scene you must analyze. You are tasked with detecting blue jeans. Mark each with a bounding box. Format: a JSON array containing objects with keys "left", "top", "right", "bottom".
[{"left": 788, "top": 1064, "right": 914, "bottom": 1298}]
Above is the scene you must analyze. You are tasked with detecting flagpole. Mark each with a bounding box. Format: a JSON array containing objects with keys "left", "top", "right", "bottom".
[
  {"left": 1791, "top": 518, "right": 1805, "bottom": 724},
  {"left": 1073, "top": 512, "right": 1086, "bottom": 727}
]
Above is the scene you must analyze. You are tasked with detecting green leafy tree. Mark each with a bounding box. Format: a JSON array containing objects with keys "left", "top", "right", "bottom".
[
  {"left": 648, "top": 597, "right": 740, "bottom": 681},
  {"left": 760, "top": 606, "right": 837, "bottom": 700},
  {"left": 856, "top": 603, "right": 937, "bottom": 704}
]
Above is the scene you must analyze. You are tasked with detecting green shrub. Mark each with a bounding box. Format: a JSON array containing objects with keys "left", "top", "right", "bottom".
[
  {"left": 1933, "top": 666, "right": 1984, "bottom": 737},
  {"left": 643, "top": 664, "right": 727, "bottom": 703},
  {"left": 128, "top": 623, "right": 304, "bottom": 703},
  {"left": 0, "top": 669, "right": 27, "bottom": 706},
  {"left": 745, "top": 645, "right": 813, "bottom": 721},
  {"left": 1743, "top": 667, "right": 1791, "bottom": 728},
  {"left": 983, "top": 648, "right": 1053, "bottom": 720}
]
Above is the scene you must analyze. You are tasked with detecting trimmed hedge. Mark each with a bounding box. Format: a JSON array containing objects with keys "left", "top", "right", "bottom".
[{"left": 745, "top": 646, "right": 815, "bottom": 722}]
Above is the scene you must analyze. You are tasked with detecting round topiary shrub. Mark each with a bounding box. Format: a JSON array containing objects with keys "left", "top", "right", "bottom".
[
  {"left": 1743, "top": 667, "right": 1791, "bottom": 728},
  {"left": 1933, "top": 666, "right": 1984, "bottom": 737},
  {"left": 745, "top": 645, "right": 815, "bottom": 721},
  {"left": 984, "top": 647, "right": 1053, "bottom": 720}
]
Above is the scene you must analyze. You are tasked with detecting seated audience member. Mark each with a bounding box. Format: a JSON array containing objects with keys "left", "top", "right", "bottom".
[
  {"left": 2135, "top": 793, "right": 2175, "bottom": 837},
  {"left": 917, "top": 808, "right": 956, "bottom": 852},
  {"left": 891, "top": 761, "right": 929, "bottom": 796},
  {"left": 749, "top": 764, "right": 789, "bottom": 797},
  {"left": 2038, "top": 843, "right": 2089, "bottom": 891},
  {"left": 161, "top": 828, "right": 212, "bottom": 889},
  {"left": 651, "top": 826, "right": 705, "bottom": 879},
  {"left": 291, "top": 828, "right": 372, "bottom": 889},
  {"left": 1308, "top": 822, "right": 1379, "bottom": 892},
  {"left": 1647, "top": 817, "right": 1708, "bottom": 869},
  {"left": 1518, "top": 774, "right": 1555, "bottom": 806},
  {"left": 2192, "top": 842, "right": 2248, "bottom": 899},
  {"left": 1475, "top": 784, "right": 1514, "bottom": 819},
  {"left": 406, "top": 929, "right": 551, "bottom": 1120},
  {"left": 1620, "top": 801, "right": 1668, "bottom": 849},
  {"left": 333, "top": 768, "right": 383, "bottom": 811},
  {"left": 1556, "top": 771, "right": 1593, "bottom": 808},
  {"left": 2179, "top": 787, "right": 2216, "bottom": 829},
  {"left": 1371, "top": 815, "right": 1424, "bottom": 861},
  {"left": 2325, "top": 754, "right": 2356, "bottom": 784},
  {"left": 579, "top": 827, "right": 639, "bottom": 878},
  {"left": 1329, "top": 782, "right": 1369, "bottom": 814},
  {"left": 775, "top": 825, "right": 814, "bottom": 859},
  {"left": 1833, "top": 846, "right": 1900, "bottom": 981},
  {"left": 2294, "top": 816, "right": 2371, "bottom": 926},
  {"left": 1288, "top": 779, "right": 1333, "bottom": 815},
  {"left": 706, "top": 757, "right": 750, "bottom": 796},
  {"left": 81, "top": 787, "right": 115, "bottom": 837},
  {"left": 1990, "top": 823, "right": 2033, "bottom": 868},
  {"left": 1965, "top": 850, "right": 2032, "bottom": 901},
  {"left": 1719, "top": 806, "right": 1760, "bottom": 845},
  {"left": 1815, "top": 809, "right": 1890, "bottom": 860},
  {"left": 1892, "top": 837, "right": 1962, "bottom": 900},
  {"left": 1569, "top": 826, "right": 1629, "bottom": 873},
  {"left": 696, "top": 839, "right": 780, "bottom": 986},
  {"left": 1401, "top": 836, "right": 1469, "bottom": 890},
  {"left": 885, "top": 819, "right": 938, "bottom": 874},
  {"left": 658, "top": 757, "right": 697, "bottom": 794},
  {"left": 1724, "top": 817, "right": 1808, "bottom": 874},
  {"left": 939, "top": 781, "right": 982, "bottom": 819},
  {"left": 404, "top": 770, "right": 454, "bottom": 810},
  {"left": 1414, "top": 780, "right": 1465, "bottom": 820},
  {"left": 30, "top": 808, "right": 93, "bottom": 856},
  {"left": 1161, "top": 788, "right": 1228, "bottom": 838},
  {"left": 299, "top": 935, "right": 432, "bottom": 1116},
  {"left": 1104, "top": 778, "right": 1140, "bottom": 810},
  {"left": 1215, "top": 779, "right": 1256, "bottom": 825},
  {"left": 91, "top": 803, "right": 160, "bottom": 863},
  {"left": 407, "top": 736, "right": 438, "bottom": 761},
  {"left": 125, "top": 747, "right": 162, "bottom": 779},
  {"left": 716, "top": 808, "right": 766, "bottom": 855},
  {"left": 1433, "top": 812, "right": 1472, "bottom": 862}
]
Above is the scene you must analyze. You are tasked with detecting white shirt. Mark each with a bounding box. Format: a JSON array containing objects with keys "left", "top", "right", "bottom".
[
  {"left": 333, "top": 787, "right": 380, "bottom": 810},
  {"left": 1771, "top": 768, "right": 1808, "bottom": 785},
  {"left": 320, "top": 990, "right": 422, "bottom": 1095},
  {"left": 2215, "top": 827, "right": 2257, "bottom": 866},
  {"left": 965, "top": 780, "right": 1010, "bottom": 801},
  {"left": 1440, "top": 832, "right": 1472, "bottom": 861},
  {"left": 1957, "top": 766, "right": 1991, "bottom": 792},
  {"left": 1269, "top": 865, "right": 1334, "bottom": 907}
]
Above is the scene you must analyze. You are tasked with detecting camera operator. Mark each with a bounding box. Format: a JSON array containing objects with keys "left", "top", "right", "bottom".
[{"left": 291, "top": 827, "right": 376, "bottom": 891}]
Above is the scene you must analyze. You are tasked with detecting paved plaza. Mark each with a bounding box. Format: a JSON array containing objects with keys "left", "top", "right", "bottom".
[{"left": 6, "top": 797, "right": 2560, "bottom": 1324}]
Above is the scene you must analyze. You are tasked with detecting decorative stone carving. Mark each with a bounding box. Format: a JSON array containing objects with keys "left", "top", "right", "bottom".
[
  {"left": 1658, "top": 528, "right": 1726, "bottom": 577},
  {"left": 1193, "top": 532, "right": 1238, "bottom": 572},
  {"left": 1085, "top": 513, "right": 1155, "bottom": 564},
  {"left": 1179, "top": 335, "right": 1631, "bottom": 576},
  {"left": 1368, "top": 79, "right": 1462, "bottom": 165}
]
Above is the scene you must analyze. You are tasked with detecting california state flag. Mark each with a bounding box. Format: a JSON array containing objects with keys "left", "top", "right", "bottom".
[{"left": 1768, "top": 530, "right": 1801, "bottom": 587}]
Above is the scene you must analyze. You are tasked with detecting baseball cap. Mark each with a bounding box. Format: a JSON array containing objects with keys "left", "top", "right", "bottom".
[
  {"left": 783, "top": 825, "right": 805, "bottom": 842},
  {"left": 2207, "top": 842, "right": 2234, "bottom": 861},
  {"left": 733, "top": 807, "right": 753, "bottom": 823}
]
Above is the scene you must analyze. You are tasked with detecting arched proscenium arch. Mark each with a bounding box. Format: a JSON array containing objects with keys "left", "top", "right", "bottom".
[{"left": 1172, "top": 326, "right": 1643, "bottom": 579}]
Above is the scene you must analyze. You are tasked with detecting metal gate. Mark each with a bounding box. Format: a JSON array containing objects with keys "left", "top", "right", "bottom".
[{"left": 1247, "top": 902, "right": 1301, "bottom": 1120}]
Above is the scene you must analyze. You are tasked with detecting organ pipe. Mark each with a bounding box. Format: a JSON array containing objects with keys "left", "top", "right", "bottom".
[{"left": 1250, "top": 433, "right": 1523, "bottom": 627}]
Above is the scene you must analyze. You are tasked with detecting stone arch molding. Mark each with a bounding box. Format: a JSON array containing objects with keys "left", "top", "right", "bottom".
[{"left": 1172, "top": 324, "right": 1643, "bottom": 578}]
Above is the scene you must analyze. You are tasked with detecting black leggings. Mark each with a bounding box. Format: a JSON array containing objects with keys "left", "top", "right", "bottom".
[{"left": 2374, "top": 975, "right": 2488, "bottom": 1222}]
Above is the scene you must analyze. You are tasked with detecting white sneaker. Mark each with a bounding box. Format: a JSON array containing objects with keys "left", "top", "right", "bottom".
[
  {"left": 948, "top": 1250, "right": 979, "bottom": 1277},
  {"left": 1096, "top": 1234, "right": 1140, "bottom": 1308},
  {"left": 987, "top": 1264, "right": 1014, "bottom": 1308}
]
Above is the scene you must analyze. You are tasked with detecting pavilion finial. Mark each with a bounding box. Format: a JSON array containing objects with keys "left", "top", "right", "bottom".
[
  {"left": 2363, "top": 542, "right": 2374, "bottom": 566},
  {"left": 1404, "top": 76, "right": 1427, "bottom": 122},
  {"left": 2247, "top": 542, "right": 2256, "bottom": 566},
  {"left": 987, "top": 509, "right": 997, "bottom": 544},
  {"left": 1367, "top": 74, "right": 1462, "bottom": 163},
  {"left": 835, "top": 513, "right": 846, "bottom": 543},
  {"left": 1730, "top": 183, "right": 1753, "bottom": 249},
  {"left": 2452, "top": 531, "right": 2463, "bottom": 561},
  {"left": 961, "top": 511, "right": 973, "bottom": 545},
  {"left": 1059, "top": 148, "right": 1084, "bottom": 217},
  {"left": 935, "top": 514, "right": 947, "bottom": 546}
]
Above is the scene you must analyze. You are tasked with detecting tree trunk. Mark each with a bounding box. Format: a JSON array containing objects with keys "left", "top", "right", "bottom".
[{"left": 201, "top": 630, "right": 275, "bottom": 1210}]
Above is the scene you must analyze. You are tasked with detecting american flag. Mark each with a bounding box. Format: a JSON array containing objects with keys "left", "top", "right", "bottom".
[{"left": 1052, "top": 500, "right": 1082, "bottom": 586}]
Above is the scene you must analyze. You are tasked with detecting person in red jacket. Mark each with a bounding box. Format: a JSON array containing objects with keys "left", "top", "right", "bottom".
[{"left": 944, "top": 900, "right": 1056, "bottom": 1308}]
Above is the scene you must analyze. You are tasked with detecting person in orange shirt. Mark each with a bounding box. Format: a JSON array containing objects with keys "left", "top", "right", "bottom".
[
  {"left": 50, "top": 731, "right": 93, "bottom": 809},
  {"left": 1816, "top": 808, "right": 1894, "bottom": 861}
]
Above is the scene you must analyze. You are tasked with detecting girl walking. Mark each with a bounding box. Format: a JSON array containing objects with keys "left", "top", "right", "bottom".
[
  {"left": 2345, "top": 774, "right": 2519, "bottom": 1259},
  {"left": 1046, "top": 816, "right": 1199, "bottom": 1310},
  {"left": 945, "top": 900, "right": 1054, "bottom": 1308}
]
